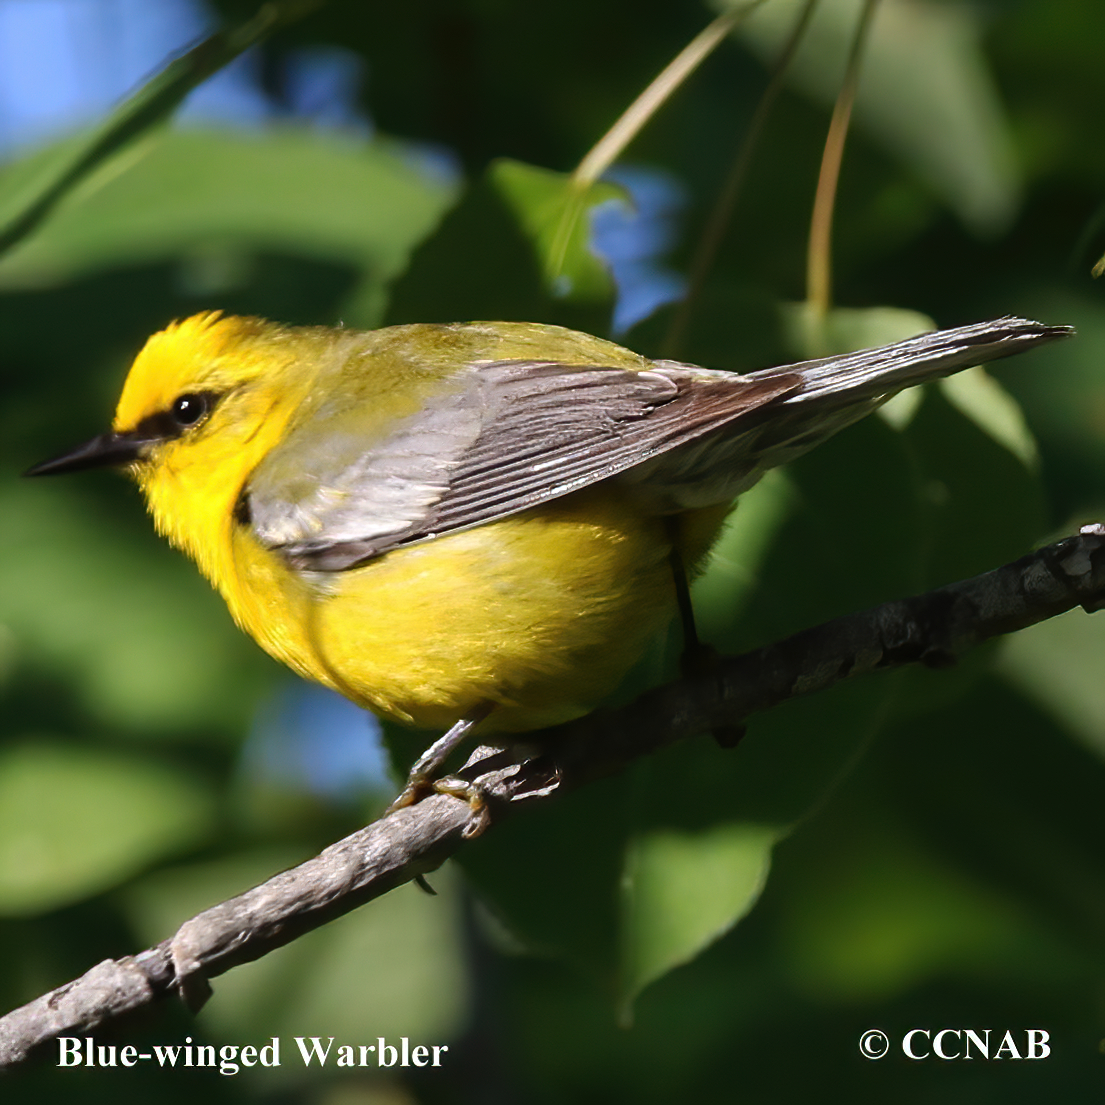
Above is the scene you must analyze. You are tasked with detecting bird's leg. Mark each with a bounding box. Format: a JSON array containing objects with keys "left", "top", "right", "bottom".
[
  {"left": 385, "top": 702, "right": 494, "bottom": 820},
  {"left": 665, "top": 516, "right": 712, "bottom": 676},
  {"left": 666, "top": 520, "right": 746, "bottom": 749},
  {"left": 668, "top": 542, "right": 703, "bottom": 671}
]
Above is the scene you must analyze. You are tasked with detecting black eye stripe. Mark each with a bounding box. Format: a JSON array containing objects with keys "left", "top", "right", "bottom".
[{"left": 132, "top": 391, "right": 221, "bottom": 442}]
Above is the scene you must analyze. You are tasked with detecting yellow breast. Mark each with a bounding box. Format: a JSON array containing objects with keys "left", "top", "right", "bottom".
[{"left": 224, "top": 485, "right": 698, "bottom": 731}]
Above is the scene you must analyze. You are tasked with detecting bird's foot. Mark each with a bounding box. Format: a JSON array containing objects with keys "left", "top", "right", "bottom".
[{"left": 384, "top": 707, "right": 493, "bottom": 820}]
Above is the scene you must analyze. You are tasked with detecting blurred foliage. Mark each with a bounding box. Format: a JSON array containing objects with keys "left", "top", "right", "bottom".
[
  {"left": 2, "top": 0, "right": 1105, "bottom": 1101},
  {"left": 489, "top": 160, "right": 623, "bottom": 301}
]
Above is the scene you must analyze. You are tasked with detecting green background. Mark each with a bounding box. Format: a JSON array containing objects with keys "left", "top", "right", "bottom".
[{"left": 2, "top": 0, "right": 1105, "bottom": 1101}]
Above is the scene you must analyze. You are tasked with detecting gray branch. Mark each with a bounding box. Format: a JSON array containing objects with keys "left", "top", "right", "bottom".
[{"left": 3, "top": 524, "right": 1103, "bottom": 1069}]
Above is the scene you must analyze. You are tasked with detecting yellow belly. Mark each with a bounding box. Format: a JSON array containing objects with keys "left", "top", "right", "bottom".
[{"left": 223, "top": 486, "right": 726, "bottom": 731}]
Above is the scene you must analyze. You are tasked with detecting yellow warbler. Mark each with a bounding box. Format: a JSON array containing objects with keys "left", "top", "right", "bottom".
[{"left": 28, "top": 314, "right": 1068, "bottom": 759}]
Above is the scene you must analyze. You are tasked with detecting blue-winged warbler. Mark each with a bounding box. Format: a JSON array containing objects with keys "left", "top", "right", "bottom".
[{"left": 28, "top": 315, "right": 1068, "bottom": 757}]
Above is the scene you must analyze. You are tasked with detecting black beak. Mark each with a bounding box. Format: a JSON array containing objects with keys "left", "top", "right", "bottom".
[{"left": 25, "top": 431, "right": 150, "bottom": 477}]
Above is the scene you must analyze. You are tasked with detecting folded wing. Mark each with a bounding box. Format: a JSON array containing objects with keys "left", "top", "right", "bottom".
[
  {"left": 248, "top": 360, "right": 799, "bottom": 570},
  {"left": 246, "top": 316, "right": 1070, "bottom": 572}
]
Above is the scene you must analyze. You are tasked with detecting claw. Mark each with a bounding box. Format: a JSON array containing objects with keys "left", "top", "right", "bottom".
[
  {"left": 433, "top": 774, "right": 493, "bottom": 838},
  {"left": 385, "top": 705, "right": 493, "bottom": 816}
]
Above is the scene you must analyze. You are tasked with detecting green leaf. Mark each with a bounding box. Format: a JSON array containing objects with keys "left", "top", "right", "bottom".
[
  {"left": 0, "top": 478, "right": 268, "bottom": 734},
  {"left": 457, "top": 776, "right": 630, "bottom": 980},
  {"left": 490, "top": 159, "right": 622, "bottom": 303},
  {"left": 385, "top": 171, "right": 550, "bottom": 325},
  {"left": 690, "top": 469, "right": 800, "bottom": 646},
  {"left": 778, "top": 300, "right": 935, "bottom": 361},
  {"left": 774, "top": 675, "right": 1100, "bottom": 1007},
  {"left": 937, "top": 367, "right": 1038, "bottom": 467},
  {"left": 0, "top": 0, "right": 324, "bottom": 260},
  {"left": 997, "top": 608, "right": 1105, "bottom": 762},
  {"left": 901, "top": 385, "right": 1045, "bottom": 587},
  {"left": 979, "top": 293, "right": 1105, "bottom": 509},
  {"left": 619, "top": 823, "right": 776, "bottom": 1013},
  {"left": 0, "top": 128, "right": 459, "bottom": 328},
  {"left": 737, "top": 0, "right": 1020, "bottom": 234},
  {"left": 776, "top": 798, "right": 1059, "bottom": 1002},
  {"left": 0, "top": 740, "right": 213, "bottom": 915}
]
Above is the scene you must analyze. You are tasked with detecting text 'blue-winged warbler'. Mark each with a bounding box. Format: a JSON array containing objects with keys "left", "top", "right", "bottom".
[{"left": 28, "top": 314, "right": 1069, "bottom": 793}]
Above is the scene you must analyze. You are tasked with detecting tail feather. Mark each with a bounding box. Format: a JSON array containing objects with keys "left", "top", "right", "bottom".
[
  {"left": 626, "top": 316, "right": 1072, "bottom": 510},
  {"left": 755, "top": 317, "right": 1073, "bottom": 407}
]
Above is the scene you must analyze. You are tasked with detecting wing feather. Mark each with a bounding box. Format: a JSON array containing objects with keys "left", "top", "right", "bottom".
[
  {"left": 246, "top": 316, "right": 1071, "bottom": 572},
  {"left": 249, "top": 360, "right": 798, "bottom": 570}
]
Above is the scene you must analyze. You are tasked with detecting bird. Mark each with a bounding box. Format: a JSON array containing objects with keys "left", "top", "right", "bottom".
[{"left": 27, "top": 313, "right": 1070, "bottom": 808}]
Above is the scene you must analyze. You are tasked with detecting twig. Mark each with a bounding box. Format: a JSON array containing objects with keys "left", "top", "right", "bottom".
[{"left": 2, "top": 524, "right": 1103, "bottom": 1069}]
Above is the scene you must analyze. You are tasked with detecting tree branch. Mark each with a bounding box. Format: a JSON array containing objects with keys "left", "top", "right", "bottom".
[{"left": 3, "top": 524, "right": 1103, "bottom": 1068}]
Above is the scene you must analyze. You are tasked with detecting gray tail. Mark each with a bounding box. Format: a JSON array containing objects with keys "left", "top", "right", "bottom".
[{"left": 751, "top": 317, "right": 1073, "bottom": 408}]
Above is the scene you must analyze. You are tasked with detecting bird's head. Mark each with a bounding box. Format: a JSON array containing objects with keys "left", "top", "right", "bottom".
[
  {"left": 27, "top": 312, "right": 322, "bottom": 566},
  {"left": 29, "top": 312, "right": 307, "bottom": 472}
]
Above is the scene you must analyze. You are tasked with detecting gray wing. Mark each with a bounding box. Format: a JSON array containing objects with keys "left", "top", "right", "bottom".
[
  {"left": 246, "top": 359, "right": 800, "bottom": 571},
  {"left": 248, "top": 316, "right": 1071, "bottom": 572}
]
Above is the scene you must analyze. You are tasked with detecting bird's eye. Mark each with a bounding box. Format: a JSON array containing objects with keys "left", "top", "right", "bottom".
[{"left": 170, "top": 392, "right": 213, "bottom": 428}]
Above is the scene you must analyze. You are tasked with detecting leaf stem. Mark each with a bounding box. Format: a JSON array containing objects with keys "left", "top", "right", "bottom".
[
  {"left": 806, "top": 0, "right": 880, "bottom": 321},
  {"left": 663, "top": 0, "right": 820, "bottom": 357},
  {"left": 572, "top": 2, "right": 768, "bottom": 189}
]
